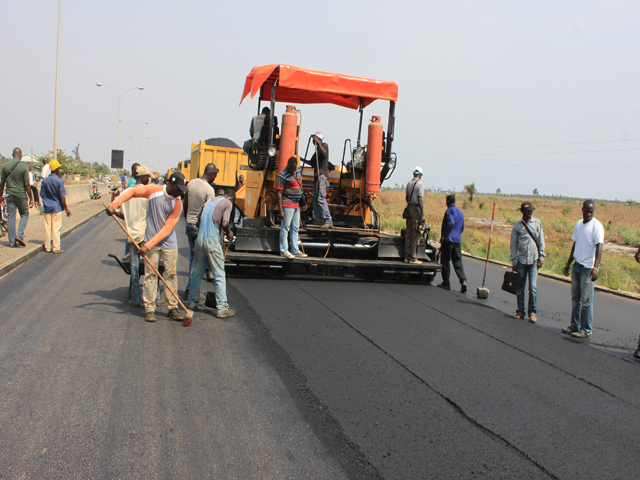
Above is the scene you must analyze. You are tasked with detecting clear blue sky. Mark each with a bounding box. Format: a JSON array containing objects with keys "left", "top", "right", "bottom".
[{"left": 2, "top": 0, "right": 639, "bottom": 201}]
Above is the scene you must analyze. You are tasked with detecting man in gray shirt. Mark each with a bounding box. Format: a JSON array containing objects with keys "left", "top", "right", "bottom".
[
  {"left": 510, "top": 201, "right": 545, "bottom": 323},
  {"left": 404, "top": 167, "right": 424, "bottom": 264},
  {"left": 183, "top": 163, "right": 217, "bottom": 296}
]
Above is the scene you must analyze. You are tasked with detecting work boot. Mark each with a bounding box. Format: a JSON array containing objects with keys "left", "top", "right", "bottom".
[
  {"left": 15, "top": 237, "right": 26, "bottom": 247},
  {"left": 145, "top": 312, "right": 156, "bottom": 322},
  {"left": 460, "top": 282, "right": 467, "bottom": 293},
  {"left": 321, "top": 223, "right": 334, "bottom": 229},
  {"left": 561, "top": 326, "right": 578, "bottom": 334},
  {"left": 294, "top": 252, "right": 308, "bottom": 258},
  {"left": 409, "top": 259, "right": 423, "bottom": 264},
  {"left": 168, "top": 309, "right": 184, "bottom": 321},
  {"left": 515, "top": 313, "right": 525, "bottom": 320},
  {"left": 571, "top": 330, "right": 591, "bottom": 338},
  {"left": 216, "top": 309, "right": 235, "bottom": 319},
  {"left": 529, "top": 313, "right": 538, "bottom": 323},
  {"left": 437, "top": 283, "right": 451, "bottom": 291}
]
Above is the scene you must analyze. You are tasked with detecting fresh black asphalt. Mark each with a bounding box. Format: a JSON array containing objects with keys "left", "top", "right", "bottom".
[{"left": 0, "top": 213, "right": 639, "bottom": 479}]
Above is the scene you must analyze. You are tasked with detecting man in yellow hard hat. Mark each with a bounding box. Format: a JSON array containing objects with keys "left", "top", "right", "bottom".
[{"left": 40, "top": 159, "right": 72, "bottom": 253}]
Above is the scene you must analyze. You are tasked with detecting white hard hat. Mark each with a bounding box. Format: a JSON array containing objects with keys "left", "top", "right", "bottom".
[{"left": 312, "top": 132, "right": 324, "bottom": 141}]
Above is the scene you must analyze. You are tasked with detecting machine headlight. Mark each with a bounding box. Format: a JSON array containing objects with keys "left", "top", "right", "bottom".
[
  {"left": 388, "top": 154, "right": 396, "bottom": 169},
  {"left": 268, "top": 145, "right": 277, "bottom": 157}
]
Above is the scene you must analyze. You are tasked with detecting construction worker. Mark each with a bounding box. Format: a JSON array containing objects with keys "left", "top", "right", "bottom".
[
  {"left": 106, "top": 172, "right": 188, "bottom": 323},
  {"left": 186, "top": 188, "right": 235, "bottom": 318},
  {"left": 277, "top": 156, "right": 307, "bottom": 258},
  {"left": 0, "top": 147, "right": 33, "bottom": 247},
  {"left": 40, "top": 159, "right": 72, "bottom": 253},
  {"left": 404, "top": 167, "right": 424, "bottom": 264},
  {"left": 304, "top": 133, "right": 332, "bottom": 228}
]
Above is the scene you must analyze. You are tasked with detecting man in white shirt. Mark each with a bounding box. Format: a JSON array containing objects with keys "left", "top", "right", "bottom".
[
  {"left": 562, "top": 200, "right": 604, "bottom": 338},
  {"left": 41, "top": 158, "right": 51, "bottom": 179}
]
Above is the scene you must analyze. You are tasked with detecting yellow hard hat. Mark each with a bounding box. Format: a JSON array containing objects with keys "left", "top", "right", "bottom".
[{"left": 49, "top": 159, "right": 61, "bottom": 171}]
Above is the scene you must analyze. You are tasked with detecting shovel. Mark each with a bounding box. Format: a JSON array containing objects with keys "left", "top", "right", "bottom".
[{"left": 477, "top": 202, "right": 496, "bottom": 299}]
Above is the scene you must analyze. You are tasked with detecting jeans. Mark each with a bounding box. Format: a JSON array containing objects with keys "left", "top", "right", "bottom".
[
  {"left": 187, "top": 232, "right": 228, "bottom": 313},
  {"left": 441, "top": 241, "right": 467, "bottom": 285},
  {"left": 312, "top": 174, "right": 332, "bottom": 225},
  {"left": 6, "top": 194, "right": 29, "bottom": 244},
  {"left": 279, "top": 206, "right": 301, "bottom": 255},
  {"left": 571, "top": 263, "right": 595, "bottom": 334},
  {"left": 516, "top": 262, "right": 538, "bottom": 315},
  {"left": 186, "top": 224, "right": 211, "bottom": 288},
  {"left": 129, "top": 242, "right": 143, "bottom": 305}
]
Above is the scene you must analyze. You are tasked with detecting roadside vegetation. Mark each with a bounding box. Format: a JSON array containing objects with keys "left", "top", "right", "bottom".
[{"left": 376, "top": 189, "right": 640, "bottom": 294}]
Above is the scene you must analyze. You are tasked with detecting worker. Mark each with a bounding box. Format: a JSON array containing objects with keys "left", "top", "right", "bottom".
[
  {"left": 40, "top": 158, "right": 72, "bottom": 254},
  {"left": 126, "top": 163, "right": 140, "bottom": 188},
  {"left": 304, "top": 133, "right": 332, "bottom": 228},
  {"left": 106, "top": 172, "right": 188, "bottom": 323},
  {"left": 186, "top": 188, "right": 235, "bottom": 319},
  {"left": 0, "top": 147, "right": 33, "bottom": 248},
  {"left": 183, "top": 163, "right": 218, "bottom": 297},
  {"left": 403, "top": 167, "right": 424, "bottom": 264},
  {"left": 277, "top": 156, "right": 307, "bottom": 258},
  {"left": 250, "top": 107, "right": 269, "bottom": 144},
  {"left": 113, "top": 165, "right": 151, "bottom": 307}
]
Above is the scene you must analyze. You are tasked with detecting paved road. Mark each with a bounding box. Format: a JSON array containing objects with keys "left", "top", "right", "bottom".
[{"left": 1, "top": 213, "right": 639, "bottom": 479}]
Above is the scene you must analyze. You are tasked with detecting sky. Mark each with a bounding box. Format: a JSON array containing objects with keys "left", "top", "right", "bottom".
[{"left": 2, "top": 0, "right": 639, "bottom": 201}]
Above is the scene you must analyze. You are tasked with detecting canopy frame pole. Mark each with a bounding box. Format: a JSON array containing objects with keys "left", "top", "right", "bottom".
[
  {"left": 269, "top": 80, "right": 277, "bottom": 148},
  {"left": 356, "top": 100, "right": 364, "bottom": 148}
]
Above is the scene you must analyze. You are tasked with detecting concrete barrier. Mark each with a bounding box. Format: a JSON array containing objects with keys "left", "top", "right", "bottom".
[{"left": 60, "top": 182, "right": 118, "bottom": 206}]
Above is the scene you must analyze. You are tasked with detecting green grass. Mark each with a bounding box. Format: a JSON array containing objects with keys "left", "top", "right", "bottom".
[
  {"left": 551, "top": 218, "right": 570, "bottom": 233},
  {"left": 617, "top": 224, "right": 640, "bottom": 246},
  {"left": 562, "top": 207, "right": 571, "bottom": 217}
]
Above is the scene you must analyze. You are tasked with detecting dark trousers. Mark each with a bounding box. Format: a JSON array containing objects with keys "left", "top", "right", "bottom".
[
  {"left": 31, "top": 186, "right": 40, "bottom": 205},
  {"left": 404, "top": 204, "right": 422, "bottom": 261},
  {"left": 440, "top": 241, "right": 466, "bottom": 285}
]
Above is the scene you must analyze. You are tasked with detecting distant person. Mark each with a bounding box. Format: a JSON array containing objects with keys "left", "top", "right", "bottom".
[
  {"left": 121, "top": 173, "right": 127, "bottom": 190},
  {"left": 27, "top": 163, "right": 41, "bottom": 207},
  {"left": 634, "top": 248, "right": 640, "bottom": 358},
  {"left": 237, "top": 174, "right": 245, "bottom": 190},
  {"left": 186, "top": 188, "right": 235, "bottom": 319},
  {"left": 41, "top": 158, "right": 51, "bottom": 179},
  {"left": 0, "top": 147, "right": 33, "bottom": 247},
  {"left": 303, "top": 133, "right": 332, "bottom": 228},
  {"left": 184, "top": 163, "right": 218, "bottom": 295},
  {"left": 404, "top": 167, "right": 424, "bottom": 264},
  {"left": 107, "top": 172, "right": 188, "bottom": 323},
  {"left": 277, "top": 156, "right": 307, "bottom": 259},
  {"left": 562, "top": 200, "right": 604, "bottom": 338},
  {"left": 439, "top": 194, "right": 467, "bottom": 292},
  {"left": 510, "top": 201, "right": 545, "bottom": 322},
  {"left": 250, "top": 107, "right": 268, "bottom": 143},
  {"left": 126, "top": 163, "right": 140, "bottom": 188},
  {"left": 40, "top": 159, "right": 72, "bottom": 253}
]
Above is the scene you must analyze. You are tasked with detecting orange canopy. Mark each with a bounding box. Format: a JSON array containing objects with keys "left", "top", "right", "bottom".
[{"left": 240, "top": 64, "right": 398, "bottom": 110}]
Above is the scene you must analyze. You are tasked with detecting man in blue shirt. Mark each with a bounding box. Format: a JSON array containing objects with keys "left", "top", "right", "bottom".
[
  {"left": 439, "top": 194, "right": 467, "bottom": 292},
  {"left": 40, "top": 159, "right": 71, "bottom": 253}
]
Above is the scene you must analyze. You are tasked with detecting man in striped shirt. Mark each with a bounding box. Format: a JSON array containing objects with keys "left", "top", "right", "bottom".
[
  {"left": 276, "top": 156, "right": 307, "bottom": 258},
  {"left": 107, "top": 172, "right": 188, "bottom": 323}
]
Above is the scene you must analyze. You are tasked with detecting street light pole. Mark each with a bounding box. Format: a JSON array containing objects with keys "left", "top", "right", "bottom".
[
  {"left": 96, "top": 84, "right": 144, "bottom": 149},
  {"left": 120, "top": 120, "right": 148, "bottom": 163},
  {"left": 53, "top": 0, "right": 61, "bottom": 161}
]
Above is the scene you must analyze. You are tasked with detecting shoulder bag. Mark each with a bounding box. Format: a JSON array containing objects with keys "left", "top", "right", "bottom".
[{"left": 402, "top": 182, "right": 418, "bottom": 219}]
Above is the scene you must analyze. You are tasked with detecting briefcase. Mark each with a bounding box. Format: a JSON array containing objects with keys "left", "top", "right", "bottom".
[{"left": 501, "top": 271, "right": 524, "bottom": 296}]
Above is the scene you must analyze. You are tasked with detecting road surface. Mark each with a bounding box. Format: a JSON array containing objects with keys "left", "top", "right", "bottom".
[{"left": 0, "top": 213, "right": 638, "bottom": 479}]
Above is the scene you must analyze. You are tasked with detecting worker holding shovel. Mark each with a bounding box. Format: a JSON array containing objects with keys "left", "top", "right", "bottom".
[{"left": 106, "top": 173, "right": 188, "bottom": 323}]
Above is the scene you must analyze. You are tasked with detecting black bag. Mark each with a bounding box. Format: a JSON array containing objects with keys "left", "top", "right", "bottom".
[
  {"left": 403, "top": 181, "right": 418, "bottom": 220},
  {"left": 299, "top": 193, "right": 307, "bottom": 209},
  {"left": 501, "top": 271, "right": 524, "bottom": 296}
]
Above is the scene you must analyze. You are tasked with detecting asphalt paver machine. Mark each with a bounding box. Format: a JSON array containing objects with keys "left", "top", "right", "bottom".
[{"left": 228, "top": 64, "right": 440, "bottom": 283}]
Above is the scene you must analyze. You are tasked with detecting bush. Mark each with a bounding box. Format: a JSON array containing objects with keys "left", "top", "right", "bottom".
[
  {"left": 598, "top": 201, "right": 607, "bottom": 207},
  {"left": 462, "top": 199, "right": 469, "bottom": 209},
  {"left": 551, "top": 218, "right": 570, "bottom": 233},
  {"left": 617, "top": 224, "right": 640, "bottom": 246},
  {"left": 479, "top": 201, "right": 485, "bottom": 209},
  {"left": 505, "top": 214, "right": 518, "bottom": 224},
  {"left": 562, "top": 207, "right": 571, "bottom": 217}
]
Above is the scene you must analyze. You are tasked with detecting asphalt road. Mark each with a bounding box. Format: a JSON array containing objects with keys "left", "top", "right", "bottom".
[{"left": 1, "top": 213, "right": 639, "bottom": 479}]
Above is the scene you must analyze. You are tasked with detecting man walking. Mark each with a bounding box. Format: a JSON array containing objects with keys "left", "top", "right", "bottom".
[
  {"left": 510, "top": 201, "right": 545, "bottom": 322},
  {"left": 40, "top": 159, "right": 71, "bottom": 253},
  {"left": 277, "top": 156, "right": 307, "bottom": 259},
  {"left": 0, "top": 148, "right": 33, "bottom": 247},
  {"left": 41, "top": 158, "right": 51, "bottom": 180},
  {"left": 304, "top": 133, "right": 332, "bottom": 228},
  {"left": 186, "top": 188, "right": 235, "bottom": 319},
  {"left": 439, "top": 194, "right": 467, "bottom": 292},
  {"left": 107, "top": 172, "right": 188, "bottom": 323},
  {"left": 562, "top": 200, "right": 604, "bottom": 338},
  {"left": 184, "top": 163, "right": 218, "bottom": 296},
  {"left": 404, "top": 167, "right": 424, "bottom": 264}
]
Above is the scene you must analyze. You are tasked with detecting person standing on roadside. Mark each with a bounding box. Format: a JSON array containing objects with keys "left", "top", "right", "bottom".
[
  {"left": 27, "top": 163, "right": 41, "bottom": 207},
  {"left": 41, "top": 158, "right": 51, "bottom": 180},
  {"left": 0, "top": 148, "right": 33, "bottom": 247},
  {"left": 40, "top": 159, "right": 72, "bottom": 253},
  {"left": 183, "top": 163, "right": 218, "bottom": 297},
  {"left": 439, "top": 194, "right": 467, "bottom": 292},
  {"left": 510, "top": 201, "right": 545, "bottom": 323},
  {"left": 404, "top": 167, "right": 424, "bottom": 264},
  {"left": 107, "top": 172, "right": 188, "bottom": 323},
  {"left": 277, "top": 156, "right": 307, "bottom": 259},
  {"left": 186, "top": 188, "right": 236, "bottom": 319},
  {"left": 562, "top": 200, "right": 604, "bottom": 338}
]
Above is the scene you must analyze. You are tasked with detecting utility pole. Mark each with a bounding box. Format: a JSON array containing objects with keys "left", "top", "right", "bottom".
[{"left": 53, "top": 0, "right": 61, "bottom": 161}]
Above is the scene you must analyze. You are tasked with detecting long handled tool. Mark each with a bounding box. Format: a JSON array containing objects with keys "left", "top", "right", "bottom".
[
  {"left": 477, "top": 202, "right": 496, "bottom": 299},
  {"left": 103, "top": 203, "right": 194, "bottom": 327}
]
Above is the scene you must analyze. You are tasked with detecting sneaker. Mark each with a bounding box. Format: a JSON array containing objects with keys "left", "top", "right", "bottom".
[
  {"left": 515, "top": 313, "right": 525, "bottom": 320},
  {"left": 15, "top": 237, "right": 26, "bottom": 247},
  {"left": 571, "top": 330, "right": 591, "bottom": 338},
  {"left": 409, "top": 259, "right": 423, "bottom": 264},
  {"left": 404, "top": 258, "right": 409, "bottom": 263},
  {"left": 52, "top": 250, "right": 66, "bottom": 254},
  {"left": 145, "top": 312, "right": 156, "bottom": 322},
  {"left": 281, "top": 251, "right": 295, "bottom": 259},
  {"left": 561, "top": 326, "right": 578, "bottom": 334},
  {"left": 437, "top": 283, "right": 451, "bottom": 291},
  {"left": 529, "top": 313, "right": 538, "bottom": 323},
  {"left": 634, "top": 347, "right": 640, "bottom": 359},
  {"left": 321, "top": 223, "right": 334, "bottom": 229},
  {"left": 168, "top": 309, "right": 185, "bottom": 321},
  {"left": 294, "top": 252, "right": 308, "bottom": 258},
  {"left": 12, "top": 241, "right": 25, "bottom": 248},
  {"left": 216, "top": 308, "right": 235, "bottom": 318},
  {"left": 132, "top": 302, "right": 142, "bottom": 308},
  {"left": 460, "top": 282, "right": 467, "bottom": 293}
]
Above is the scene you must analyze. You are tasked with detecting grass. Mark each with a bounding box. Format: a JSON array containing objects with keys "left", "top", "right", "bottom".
[{"left": 375, "top": 190, "right": 640, "bottom": 294}]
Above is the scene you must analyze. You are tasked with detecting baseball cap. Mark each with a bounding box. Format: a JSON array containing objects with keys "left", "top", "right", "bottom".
[
  {"left": 414, "top": 166, "right": 423, "bottom": 176},
  {"left": 136, "top": 165, "right": 150, "bottom": 176},
  {"left": 520, "top": 201, "right": 536, "bottom": 211},
  {"left": 168, "top": 172, "right": 189, "bottom": 191},
  {"left": 312, "top": 132, "right": 324, "bottom": 141}
]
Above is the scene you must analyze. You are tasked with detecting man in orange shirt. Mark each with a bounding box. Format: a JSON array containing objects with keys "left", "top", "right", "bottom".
[{"left": 107, "top": 172, "right": 187, "bottom": 323}]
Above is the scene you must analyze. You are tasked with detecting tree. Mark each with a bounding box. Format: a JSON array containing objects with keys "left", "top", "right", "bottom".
[
  {"left": 463, "top": 182, "right": 477, "bottom": 202},
  {"left": 533, "top": 188, "right": 539, "bottom": 196},
  {"left": 496, "top": 188, "right": 501, "bottom": 195}
]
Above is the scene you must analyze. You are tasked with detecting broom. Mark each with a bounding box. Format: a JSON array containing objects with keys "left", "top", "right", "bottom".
[{"left": 477, "top": 202, "right": 496, "bottom": 299}]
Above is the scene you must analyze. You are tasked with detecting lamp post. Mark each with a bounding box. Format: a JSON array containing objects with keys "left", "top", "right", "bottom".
[
  {"left": 53, "top": 0, "right": 61, "bottom": 161},
  {"left": 96, "top": 83, "right": 144, "bottom": 149},
  {"left": 120, "top": 120, "right": 148, "bottom": 163}
]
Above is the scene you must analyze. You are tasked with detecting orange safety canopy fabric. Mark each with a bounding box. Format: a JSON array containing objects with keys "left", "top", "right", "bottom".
[{"left": 240, "top": 64, "right": 398, "bottom": 110}]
